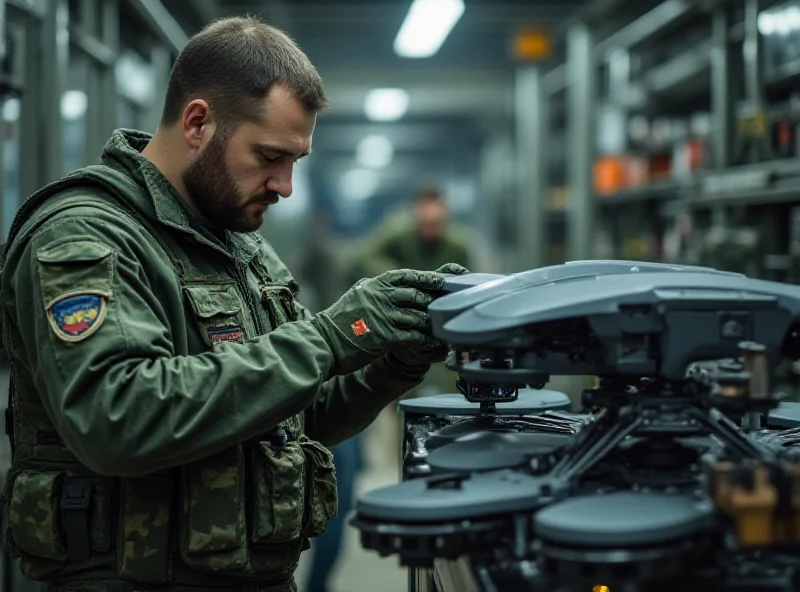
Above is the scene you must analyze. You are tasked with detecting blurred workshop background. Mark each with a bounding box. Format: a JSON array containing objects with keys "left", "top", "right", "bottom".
[{"left": 5, "top": 0, "right": 800, "bottom": 590}]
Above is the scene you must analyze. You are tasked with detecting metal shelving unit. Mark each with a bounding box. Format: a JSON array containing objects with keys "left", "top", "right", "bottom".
[{"left": 533, "top": 0, "right": 800, "bottom": 272}]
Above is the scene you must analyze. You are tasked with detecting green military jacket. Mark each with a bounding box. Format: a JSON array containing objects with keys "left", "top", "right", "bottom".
[{"left": 1, "top": 129, "right": 427, "bottom": 590}]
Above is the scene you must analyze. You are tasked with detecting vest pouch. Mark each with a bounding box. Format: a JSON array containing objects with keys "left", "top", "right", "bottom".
[
  {"left": 180, "top": 446, "right": 249, "bottom": 573},
  {"left": 184, "top": 284, "right": 248, "bottom": 350},
  {"left": 260, "top": 283, "right": 297, "bottom": 329},
  {"left": 252, "top": 440, "right": 305, "bottom": 544},
  {"left": 8, "top": 470, "right": 68, "bottom": 560},
  {"left": 298, "top": 438, "right": 338, "bottom": 538},
  {"left": 117, "top": 475, "right": 173, "bottom": 583}
]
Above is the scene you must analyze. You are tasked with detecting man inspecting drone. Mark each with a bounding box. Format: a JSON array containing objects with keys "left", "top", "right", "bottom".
[{"left": 0, "top": 16, "right": 466, "bottom": 592}]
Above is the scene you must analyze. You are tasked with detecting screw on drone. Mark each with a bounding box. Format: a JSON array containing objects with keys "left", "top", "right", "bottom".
[
  {"left": 739, "top": 341, "right": 769, "bottom": 400},
  {"left": 738, "top": 341, "right": 770, "bottom": 432}
]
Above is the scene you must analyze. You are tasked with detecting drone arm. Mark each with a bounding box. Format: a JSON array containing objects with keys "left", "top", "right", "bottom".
[{"left": 552, "top": 410, "right": 644, "bottom": 482}]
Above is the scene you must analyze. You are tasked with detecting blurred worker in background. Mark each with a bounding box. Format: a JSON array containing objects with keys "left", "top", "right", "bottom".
[
  {"left": 353, "top": 183, "right": 475, "bottom": 397},
  {"left": 352, "top": 184, "right": 474, "bottom": 282},
  {"left": 351, "top": 184, "right": 476, "bottom": 471},
  {"left": 0, "top": 16, "right": 467, "bottom": 592}
]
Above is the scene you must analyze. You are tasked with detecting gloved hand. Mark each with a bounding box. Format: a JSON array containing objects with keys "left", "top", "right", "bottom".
[
  {"left": 387, "top": 263, "right": 470, "bottom": 372},
  {"left": 309, "top": 268, "right": 447, "bottom": 375}
]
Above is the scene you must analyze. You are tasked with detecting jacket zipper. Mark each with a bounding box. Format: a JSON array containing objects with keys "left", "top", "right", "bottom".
[{"left": 235, "top": 260, "right": 264, "bottom": 336}]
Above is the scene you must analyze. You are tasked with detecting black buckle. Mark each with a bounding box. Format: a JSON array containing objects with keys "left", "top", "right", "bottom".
[
  {"left": 60, "top": 478, "right": 94, "bottom": 562},
  {"left": 265, "top": 427, "right": 289, "bottom": 448}
]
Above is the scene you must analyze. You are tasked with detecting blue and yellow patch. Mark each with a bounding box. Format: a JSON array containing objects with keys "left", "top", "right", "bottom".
[{"left": 47, "top": 293, "right": 107, "bottom": 342}]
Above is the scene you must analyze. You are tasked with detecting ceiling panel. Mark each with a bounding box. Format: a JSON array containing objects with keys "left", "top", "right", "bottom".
[
  {"left": 212, "top": 1, "right": 580, "bottom": 72},
  {"left": 312, "top": 121, "right": 479, "bottom": 152}
]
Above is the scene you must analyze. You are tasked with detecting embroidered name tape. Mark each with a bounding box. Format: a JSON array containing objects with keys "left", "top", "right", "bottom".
[
  {"left": 48, "top": 293, "right": 107, "bottom": 342},
  {"left": 208, "top": 326, "right": 245, "bottom": 348}
]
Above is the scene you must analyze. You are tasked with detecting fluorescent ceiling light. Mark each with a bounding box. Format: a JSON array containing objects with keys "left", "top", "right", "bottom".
[
  {"left": 2, "top": 98, "right": 19, "bottom": 122},
  {"left": 364, "top": 88, "right": 409, "bottom": 122},
  {"left": 394, "top": 0, "right": 465, "bottom": 58},
  {"left": 357, "top": 135, "right": 394, "bottom": 169},
  {"left": 60, "top": 90, "right": 88, "bottom": 121},
  {"left": 340, "top": 169, "right": 380, "bottom": 202}
]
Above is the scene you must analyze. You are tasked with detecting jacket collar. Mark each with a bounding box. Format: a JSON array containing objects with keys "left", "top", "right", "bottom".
[{"left": 99, "top": 128, "right": 261, "bottom": 262}]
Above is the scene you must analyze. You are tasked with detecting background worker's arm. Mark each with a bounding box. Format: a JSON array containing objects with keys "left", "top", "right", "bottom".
[{"left": 6, "top": 212, "right": 336, "bottom": 478}]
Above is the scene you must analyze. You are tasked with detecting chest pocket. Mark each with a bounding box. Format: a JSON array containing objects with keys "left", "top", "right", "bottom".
[
  {"left": 184, "top": 284, "right": 249, "bottom": 350},
  {"left": 260, "top": 283, "right": 297, "bottom": 330}
]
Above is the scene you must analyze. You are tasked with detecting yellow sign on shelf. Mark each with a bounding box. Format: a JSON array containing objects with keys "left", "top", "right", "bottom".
[{"left": 513, "top": 27, "right": 552, "bottom": 61}]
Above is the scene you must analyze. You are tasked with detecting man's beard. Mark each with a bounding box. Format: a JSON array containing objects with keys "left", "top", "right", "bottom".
[{"left": 181, "top": 132, "right": 277, "bottom": 233}]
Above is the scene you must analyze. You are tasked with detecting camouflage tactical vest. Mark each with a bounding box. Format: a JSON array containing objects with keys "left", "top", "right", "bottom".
[{"left": 1, "top": 164, "right": 337, "bottom": 588}]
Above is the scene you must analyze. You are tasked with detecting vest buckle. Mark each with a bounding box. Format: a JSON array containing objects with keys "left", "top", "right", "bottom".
[{"left": 60, "top": 478, "right": 94, "bottom": 562}]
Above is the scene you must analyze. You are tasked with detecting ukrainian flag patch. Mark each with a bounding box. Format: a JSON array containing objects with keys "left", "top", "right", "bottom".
[{"left": 47, "top": 293, "right": 107, "bottom": 342}]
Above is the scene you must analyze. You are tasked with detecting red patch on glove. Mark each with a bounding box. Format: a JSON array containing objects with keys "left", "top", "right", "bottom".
[{"left": 352, "top": 319, "right": 370, "bottom": 336}]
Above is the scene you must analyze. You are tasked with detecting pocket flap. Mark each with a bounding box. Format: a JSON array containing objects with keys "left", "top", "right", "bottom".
[
  {"left": 184, "top": 285, "right": 243, "bottom": 319},
  {"left": 36, "top": 239, "right": 112, "bottom": 264},
  {"left": 298, "top": 439, "right": 337, "bottom": 538},
  {"left": 36, "top": 239, "right": 115, "bottom": 309},
  {"left": 9, "top": 470, "right": 68, "bottom": 561}
]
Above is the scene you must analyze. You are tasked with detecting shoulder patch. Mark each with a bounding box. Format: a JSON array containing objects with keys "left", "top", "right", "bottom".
[{"left": 47, "top": 293, "right": 107, "bottom": 342}]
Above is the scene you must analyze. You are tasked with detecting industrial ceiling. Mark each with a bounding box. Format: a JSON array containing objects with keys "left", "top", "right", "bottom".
[{"left": 155, "top": 0, "right": 657, "bottom": 234}]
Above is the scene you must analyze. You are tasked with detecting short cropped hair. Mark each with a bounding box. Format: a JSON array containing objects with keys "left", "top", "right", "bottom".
[
  {"left": 414, "top": 184, "right": 446, "bottom": 205},
  {"left": 161, "top": 16, "right": 328, "bottom": 131}
]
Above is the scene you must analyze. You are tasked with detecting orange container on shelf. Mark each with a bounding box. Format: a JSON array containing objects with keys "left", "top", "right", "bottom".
[{"left": 594, "top": 156, "right": 626, "bottom": 195}]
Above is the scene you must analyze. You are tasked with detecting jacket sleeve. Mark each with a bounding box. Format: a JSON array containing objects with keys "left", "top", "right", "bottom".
[
  {"left": 303, "top": 356, "right": 427, "bottom": 446},
  {"left": 294, "top": 303, "right": 427, "bottom": 446},
  {"left": 4, "top": 211, "right": 335, "bottom": 477}
]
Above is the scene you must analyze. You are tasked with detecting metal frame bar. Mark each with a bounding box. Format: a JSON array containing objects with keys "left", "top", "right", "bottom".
[
  {"left": 7, "top": 0, "right": 45, "bottom": 19},
  {"left": 78, "top": 0, "right": 104, "bottom": 166},
  {"left": 743, "top": 0, "right": 762, "bottom": 105},
  {"left": 0, "top": 0, "right": 7, "bottom": 61},
  {"left": 515, "top": 66, "right": 547, "bottom": 270},
  {"left": 544, "top": 64, "right": 566, "bottom": 96},
  {"left": 566, "top": 22, "right": 596, "bottom": 261},
  {"left": 711, "top": 2, "right": 734, "bottom": 170},
  {"left": 100, "top": 0, "right": 120, "bottom": 140},
  {"left": 69, "top": 23, "right": 116, "bottom": 67},
  {"left": 19, "top": 13, "right": 39, "bottom": 200},
  {"left": 40, "top": 0, "right": 68, "bottom": 184},
  {"left": 593, "top": 0, "right": 694, "bottom": 57},
  {"left": 126, "top": 0, "right": 188, "bottom": 54},
  {"left": 145, "top": 42, "right": 171, "bottom": 132}
]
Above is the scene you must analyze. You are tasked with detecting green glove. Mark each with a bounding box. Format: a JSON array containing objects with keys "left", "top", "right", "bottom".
[
  {"left": 388, "top": 263, "right": 470, "bottom": 372},
  {"left": 310, "top": 268, "right": 447, "bottom": 376},
  {"left": 432, "top": 263, "right": 470, "bottom": 277}
]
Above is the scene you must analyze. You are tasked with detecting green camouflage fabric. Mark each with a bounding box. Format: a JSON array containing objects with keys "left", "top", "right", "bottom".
[{"left": 1, "top": 129, "right": 432, "bottom": 590}]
